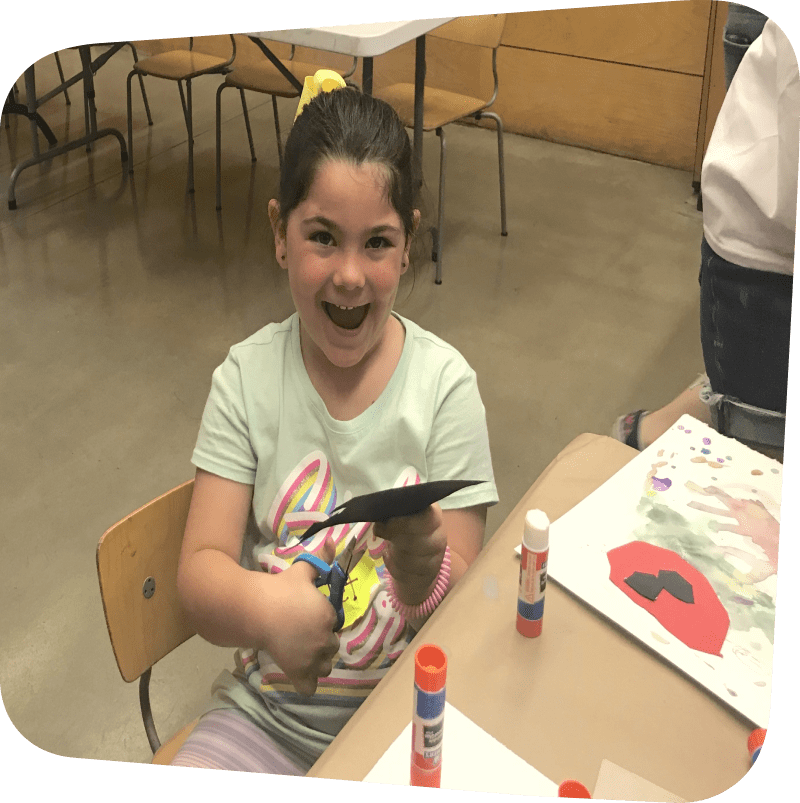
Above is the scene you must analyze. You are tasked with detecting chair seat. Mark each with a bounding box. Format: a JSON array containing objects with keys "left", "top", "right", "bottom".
[
  {"left": 151, "top": 717, "right": 200, "bottom": 765},
  {"left": 378, "top": 83, "right": 487, "bottom": 131},
  {"left": 224, "top": 60, "right": 323, "bottom": 98},
  {"left": 134, "top": 50, "right": 231, "bottom": 80}
]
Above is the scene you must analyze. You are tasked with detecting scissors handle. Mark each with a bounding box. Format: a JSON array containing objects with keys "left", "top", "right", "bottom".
[{"left": 293, "top": 552, "right": 347, "bottom": 631}]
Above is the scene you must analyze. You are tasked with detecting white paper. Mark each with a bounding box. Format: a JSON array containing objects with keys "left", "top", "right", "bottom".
[
  {"left": 516, "top": 416, "right": 779, "bottom": 726},
  {"left": 363, "top": 701, "right": 559, "bottom": 797}
]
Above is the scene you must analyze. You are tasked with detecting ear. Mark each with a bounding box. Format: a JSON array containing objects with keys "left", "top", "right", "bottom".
[{"left": 268, "top": 199, "right": 287, "bottom": 267}]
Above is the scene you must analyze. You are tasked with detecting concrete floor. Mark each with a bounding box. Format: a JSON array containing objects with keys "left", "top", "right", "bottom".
[{"left": 1, "top": 47, "right": 708, "bottom": 764}]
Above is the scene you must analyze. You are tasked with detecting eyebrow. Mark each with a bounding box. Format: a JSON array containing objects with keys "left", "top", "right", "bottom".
[{"left": 301, "top": 215, "right": 402, "bottom": 236}]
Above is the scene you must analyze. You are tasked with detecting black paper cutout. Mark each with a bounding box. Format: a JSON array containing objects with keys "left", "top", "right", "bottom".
[
  {"left": 624, "top": 569, "right": 695, "bottom": 604},
  {"left": 624, "top": 571, "right": 663, "bottom": 601},
  {"left": 299, "top": 479, "right": 484, "bottom": 542},
  {"left": 657, "top": 570, "right": 695, "bottom": 604}
]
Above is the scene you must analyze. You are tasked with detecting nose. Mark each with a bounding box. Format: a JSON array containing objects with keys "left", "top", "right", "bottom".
[{"left": 331, "top": 251, "right": 366, "bottom": 291}]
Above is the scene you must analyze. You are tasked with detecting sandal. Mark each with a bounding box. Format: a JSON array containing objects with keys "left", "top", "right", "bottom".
[{"left": 611, "top": 409, "right": 649, "bottom": 450}]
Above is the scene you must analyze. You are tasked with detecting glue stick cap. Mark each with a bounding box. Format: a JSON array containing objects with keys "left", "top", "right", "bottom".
[
  {"left": 414, "top": 644, "right": 447, "bottom": 692},
  {"left": 558, "top": 780, "right": 592, "bottom": 798},
  {"left": 748, "top": 727, "right": 767, "bottom": 755},
  {"left": 523, "top": 509, "right": 550, "bottom": 552}
]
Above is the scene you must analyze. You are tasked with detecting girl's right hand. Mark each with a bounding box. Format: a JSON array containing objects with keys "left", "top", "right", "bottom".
[{"left": 263, "top": 537, "right": 340, "bottom": 696}]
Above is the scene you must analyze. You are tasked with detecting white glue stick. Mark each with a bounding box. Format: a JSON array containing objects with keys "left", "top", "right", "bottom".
[{"left": 516, "top": 509, "right": 550, "bottom": 638}]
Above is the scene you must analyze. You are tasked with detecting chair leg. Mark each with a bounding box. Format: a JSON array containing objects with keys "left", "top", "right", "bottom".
[
  {"left": 53, "top": 52, "right": 71, "bottom": 105},
  {"left": 239, "top": 88, "right": 256, "bottom": 162},
  {"left": 216, "top": 82, "right": 225, "bottom": 210},
  {"left": 126, "top": 69, "right": 135, "bottom": 173},
  {"left": 126, "top": 43, "right": 153, "bottom": 126},
  {"left": 476, "top": 111, "right": 507, "bottom": 237},
  {"left": 272, "top": 95, "right": 283, "bottom": 168},
  {"left": 434, "top": 126, "right": 446, "bottom": 285},
  {"left": 178, "top": 79, "right": 195, "bottom": 194}
]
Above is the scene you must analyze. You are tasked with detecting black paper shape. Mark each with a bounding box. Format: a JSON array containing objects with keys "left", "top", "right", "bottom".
[
  {"left": 624, "top": 569, "right": 695, "bottom": 604},
  {"left": 299, "top": 479, "right": 484, "bottom": 542},
  {"left": 624, "top": 571, "right": 663, "bottom": 601},
  {"left": 657, "top": 570, "right": 695, "bottom": 604}
]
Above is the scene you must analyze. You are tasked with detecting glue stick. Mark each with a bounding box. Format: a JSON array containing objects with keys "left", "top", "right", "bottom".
[
  {"left": 748, "top": 728, "right": 767, "bottom": 764},
  {"left": 411, "top": 643, "right": 447, "bottom": 787},
  {"left": 516, "top": 509, "right": 550, "bottom": 638}
]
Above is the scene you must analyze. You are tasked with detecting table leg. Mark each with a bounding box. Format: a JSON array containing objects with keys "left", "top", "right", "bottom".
[
  {"left": 24, "top": 68, "right": 41, "bottom": 158},
  {"left": 362, "top": 57, "right": 373, "bottom": 95},
  {"left": 8, "top": 53, "right": 128, "bottom": 210},
  {"left": 413, "top": 35, "right": 426, "bottom": 190},
  {"left": 79, "top": 47, "right": 98, "bottom": 151}
]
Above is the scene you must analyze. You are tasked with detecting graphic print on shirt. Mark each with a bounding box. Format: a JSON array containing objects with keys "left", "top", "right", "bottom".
[{"left": 239, "top": 452, "right": 420, "bottom": 698}]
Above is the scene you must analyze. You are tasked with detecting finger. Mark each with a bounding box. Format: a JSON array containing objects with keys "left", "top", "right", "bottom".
[
  {"left": 319, "top": 533, "right": 336, "bottom": 565},
  {"left": 290, "top": 557, "right": 324, "bottom": 585}
]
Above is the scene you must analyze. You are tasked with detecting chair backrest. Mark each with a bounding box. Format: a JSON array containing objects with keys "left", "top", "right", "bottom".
[
  {"left": 189, "top": 34, "right": 237, "bottom": 69},
  {"left": 431, "top": 14, "right": 507, "bottom": 50},
  {"left": 97, "top": 480, "right": 196, "bottom": 683}
]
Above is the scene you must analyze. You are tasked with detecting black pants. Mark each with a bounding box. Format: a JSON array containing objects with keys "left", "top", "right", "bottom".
[{"left": 699, "top": 236, "right": 793, "bottom": 414}]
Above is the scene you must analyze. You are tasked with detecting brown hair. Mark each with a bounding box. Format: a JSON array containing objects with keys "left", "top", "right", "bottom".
[{"left": 276, "top": 88, "right": 416, "bottom": 243}]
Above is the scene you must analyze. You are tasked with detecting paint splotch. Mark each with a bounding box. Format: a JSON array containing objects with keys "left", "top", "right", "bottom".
[{"left": 651, "top": 477, "right": 672, "bottom": 492}]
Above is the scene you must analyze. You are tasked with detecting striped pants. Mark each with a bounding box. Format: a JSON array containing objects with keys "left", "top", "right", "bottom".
[{"left": 170, "top": 709, "right": 305, "bottom": 774}]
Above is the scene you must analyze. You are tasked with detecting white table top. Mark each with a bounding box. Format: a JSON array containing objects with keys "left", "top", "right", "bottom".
[{"left": 251, "top": 19, "right": 453, "bottom": 57}]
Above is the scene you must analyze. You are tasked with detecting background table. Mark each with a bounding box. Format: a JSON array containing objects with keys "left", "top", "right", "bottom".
[
  {"left": 251, "top": 19, "right": 453, "bottom": 182},
  {"left": 6, "top": 45, "right": 128, "bottom": 209},
  {"left": 308, "top": 433, "right": 754, "bottom": 801}
]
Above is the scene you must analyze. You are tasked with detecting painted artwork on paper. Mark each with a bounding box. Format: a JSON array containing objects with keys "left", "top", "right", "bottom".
[{"left": 546, "top": 415, "right": 780, "bottom": 727}]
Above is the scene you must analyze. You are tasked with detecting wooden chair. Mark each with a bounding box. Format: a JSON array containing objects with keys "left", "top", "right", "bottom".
[
  {"left": 215, "top": 36, "right": 356, "bottom": 210},
  {"left": 126, "top": 35, "right": 237, "bottom": 194},
  {"left": 377, "top": 15, "right": 508, "bottom": 284},
  {"left": 96, "top": 479, "right": 199, "bottom": 765}
]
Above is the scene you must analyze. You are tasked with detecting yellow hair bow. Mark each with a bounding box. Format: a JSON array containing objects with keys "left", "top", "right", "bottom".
[{"left": 294, "top": 69, "right": 347, "bottom": 121}]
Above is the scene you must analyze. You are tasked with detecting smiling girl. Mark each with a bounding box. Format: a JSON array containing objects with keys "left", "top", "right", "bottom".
[{"left": 173, "top": 87, "right": 498, "bottom": 773}]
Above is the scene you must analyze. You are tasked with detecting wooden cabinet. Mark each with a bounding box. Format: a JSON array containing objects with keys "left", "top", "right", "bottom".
[{"left": 368, "top": 1, "right": 729, "bottom": 173}]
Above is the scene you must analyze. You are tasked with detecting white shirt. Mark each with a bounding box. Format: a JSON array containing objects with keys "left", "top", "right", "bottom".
[{"left": 702, "top": 18, "right": 799, "bottom": 275}]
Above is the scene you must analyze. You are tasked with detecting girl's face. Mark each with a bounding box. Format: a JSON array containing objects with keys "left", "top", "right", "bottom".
[{"left": 269, "top": 159, "right": 417, "bottom": 374}]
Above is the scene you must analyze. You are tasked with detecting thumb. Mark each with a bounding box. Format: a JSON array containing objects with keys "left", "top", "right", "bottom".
[{"left": 319, "top": 533, "right": 336, "bottom": 566}]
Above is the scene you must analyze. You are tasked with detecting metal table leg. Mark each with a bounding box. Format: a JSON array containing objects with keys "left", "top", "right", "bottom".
[
  {"left": 362, "top": 57, "right": 373, "bottom": 95},
  {"left": 413, "top": 35, "right": 426, "bottom": 191},
  {"left": 7, "top": 46, "right": 128, "bottom": 210}
]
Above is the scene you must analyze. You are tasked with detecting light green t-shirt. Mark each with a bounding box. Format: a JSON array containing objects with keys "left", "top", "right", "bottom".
[{"left": 192, "top": 312, "right": 498, "bottom": 770}]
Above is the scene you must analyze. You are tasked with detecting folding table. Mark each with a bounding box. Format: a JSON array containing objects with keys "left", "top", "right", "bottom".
[{"left": 6, "top": 45, "right": 128, "bottom": 209}]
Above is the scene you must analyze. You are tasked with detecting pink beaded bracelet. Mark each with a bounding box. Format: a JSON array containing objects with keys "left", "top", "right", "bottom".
[{"left": 386, "top": 546, "right": 452, "bottom": 620}]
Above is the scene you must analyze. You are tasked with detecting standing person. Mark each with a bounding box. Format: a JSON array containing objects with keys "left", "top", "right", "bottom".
[
  {"left": 170, "top": 84, "right": 498, "bottom": 773},
  {"left": 612, "top": 18, "right": 797, "bottom": 460}
]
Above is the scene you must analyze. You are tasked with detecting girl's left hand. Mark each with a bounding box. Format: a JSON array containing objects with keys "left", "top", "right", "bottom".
[{"left": 374, "top": 503, "right": 446, "bottom": 605}]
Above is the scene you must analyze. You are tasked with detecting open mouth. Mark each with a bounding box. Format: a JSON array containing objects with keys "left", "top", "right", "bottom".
[{"left": 323, "top": 301, "right": 370, "bottom": 331}]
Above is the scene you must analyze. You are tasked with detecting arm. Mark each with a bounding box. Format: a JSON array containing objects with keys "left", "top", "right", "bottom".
[{"left": 177, "top": 468, "right": 339, "bottom": 695}]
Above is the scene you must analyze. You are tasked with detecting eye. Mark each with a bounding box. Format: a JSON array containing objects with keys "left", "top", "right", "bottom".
[
  {"left": 311, "top": 231, "right": 334, "bottom": 246},
  {"left": 366, "top": 236, "right": 392, "bottom": 249}
]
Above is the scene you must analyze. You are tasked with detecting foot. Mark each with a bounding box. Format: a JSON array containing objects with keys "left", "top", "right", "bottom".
[{"left": 611, "top": 409, "right": 649, "bottom": 450}]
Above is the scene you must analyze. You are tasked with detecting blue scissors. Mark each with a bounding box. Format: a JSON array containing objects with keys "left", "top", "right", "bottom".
[{"left": 292, "top": 537, "right": 358, "bottom": 632}]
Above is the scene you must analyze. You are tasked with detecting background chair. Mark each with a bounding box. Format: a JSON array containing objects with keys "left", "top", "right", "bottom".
[
  {"left": 377, "top": 15, "right": 508, "bottom": 284},
  {"left": 215, "top": 36, "right": 357, "bottom": 210},
  {"left": 96, "top": 479, "right": 198, "bottom": 764},
  {"left": 126, "top": 35, "right": 236, "bottom": 194}
]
